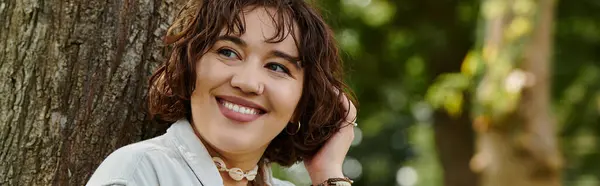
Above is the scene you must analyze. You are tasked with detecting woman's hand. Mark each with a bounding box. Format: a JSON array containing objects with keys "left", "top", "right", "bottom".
[{"left": 304, "top": 93, "right": 357, "bottom": 184}]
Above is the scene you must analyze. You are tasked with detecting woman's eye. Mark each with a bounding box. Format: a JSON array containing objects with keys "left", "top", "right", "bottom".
[
  {"left": 217, "top": 48, "right": 239, "bottom": 59},
  {"left": 266, "top": 63, "right": 290, "bottom": 74}
]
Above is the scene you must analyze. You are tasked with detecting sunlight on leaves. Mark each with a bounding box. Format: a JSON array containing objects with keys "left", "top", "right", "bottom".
[
  {"left": 444, "top": 92, "right": 464, "bottom": 117},
  {"left": 504, "top": 69, "right": 529, "bottom": 93},
  {"left": 426, "top": 73, "right": 470, "bottom": 117},
  {"left": 342, "top": 0, "right": 372, "bottom": 8},
  {"left": 461, "top": 51, "right": 484, "bottom": 77},
  {"left": 338, "top": 29, "right": 361, "bottom": 55},
  {"left": 482, "top": 45, "right": 499, "bottom": 63},
  {"left": 513, "top": 0, "right": 535, "bottom": 15},
  {"left": 482, "top": 0, "right": 507, "bottom": 19},
  {"left": 362, "top": 1, "right": 395, "bottom": 27},
  {"left": 505, "top": 17, "right": 532, "bottom": 41}
]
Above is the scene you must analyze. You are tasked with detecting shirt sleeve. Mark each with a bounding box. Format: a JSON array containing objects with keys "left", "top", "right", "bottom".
[{"left": 86, "top": 144, "right": 160, "bottom": 186}]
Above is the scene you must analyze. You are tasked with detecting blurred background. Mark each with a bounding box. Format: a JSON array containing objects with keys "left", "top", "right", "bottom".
[
  {"left": 271, "top": 0, "right": 600, "bottom": 186},
  {"left": 0, "top": 0, "right": 598, "bottom": 185}
]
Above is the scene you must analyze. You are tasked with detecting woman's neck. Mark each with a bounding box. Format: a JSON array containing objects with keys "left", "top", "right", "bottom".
[
  {"left": 205, "top": 142, "right": 264, "bottom": 171},
  {"left": 188, "top": 118, "right": 265, "bottom": 173}
]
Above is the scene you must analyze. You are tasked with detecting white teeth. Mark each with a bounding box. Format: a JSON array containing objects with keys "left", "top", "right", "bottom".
[{"left": 221, "top": 100, "right": 260, "bottom": 115}]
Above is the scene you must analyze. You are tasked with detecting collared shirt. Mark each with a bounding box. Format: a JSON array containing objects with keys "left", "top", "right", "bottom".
[{"left": 87, "top": 119, "right": 295, "bottom": 186}]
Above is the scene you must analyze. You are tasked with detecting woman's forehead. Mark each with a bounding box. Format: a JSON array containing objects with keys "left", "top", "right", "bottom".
[{"left": 219, "top": 7, "right": 300, "bottom": 55}]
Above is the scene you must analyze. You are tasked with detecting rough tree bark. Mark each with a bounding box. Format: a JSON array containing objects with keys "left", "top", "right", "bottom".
[
  {"left": 471, "top": 0, "right": 563, "bottom": 185},
  {"left": 0, "top": 0, "right": 184, "bottom": 185}
]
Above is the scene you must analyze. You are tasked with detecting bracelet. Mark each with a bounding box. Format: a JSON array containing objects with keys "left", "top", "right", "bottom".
[{"left": 312, "top": 177, "right": 353, "bottom": 186}]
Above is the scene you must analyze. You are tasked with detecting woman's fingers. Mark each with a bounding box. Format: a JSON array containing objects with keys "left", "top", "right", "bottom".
[
  {"left": 340, "top": 93, "right": 357, "bottom": 125},
  {"left": 304, "top": 90, "right": 358, "bottom": 183}
]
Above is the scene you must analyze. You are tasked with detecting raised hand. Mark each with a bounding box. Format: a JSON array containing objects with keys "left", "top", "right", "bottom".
[{"left": 304, "top": 92, "right": 357, "bottom": 184}]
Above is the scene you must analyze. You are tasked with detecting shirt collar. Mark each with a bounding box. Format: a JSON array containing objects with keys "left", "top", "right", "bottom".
[
  {"left": 167, "top": 119, "right": 224, "bottom": 186},
  {"left": 166, "top": 118, "right": 279, "bottom": 186}
]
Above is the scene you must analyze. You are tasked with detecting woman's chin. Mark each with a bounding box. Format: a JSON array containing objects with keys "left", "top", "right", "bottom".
[{"left": 212, "top": 136, "right": 262, "bottom": 154}]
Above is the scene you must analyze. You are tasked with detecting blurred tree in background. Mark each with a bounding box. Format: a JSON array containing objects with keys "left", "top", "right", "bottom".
[
  {"left": 277, "top": 0, "right": 600, "bottom": 186},
  {"left": 429, "top": 0, "right": 562, "bottom": 185},
  {"left": 278, "top": 0, "right": 481, "bottom": 185}
]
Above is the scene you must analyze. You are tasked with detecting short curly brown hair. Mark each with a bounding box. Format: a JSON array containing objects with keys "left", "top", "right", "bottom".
[{"left": 148, "top": 0, "right": 357, "bottom": 167}]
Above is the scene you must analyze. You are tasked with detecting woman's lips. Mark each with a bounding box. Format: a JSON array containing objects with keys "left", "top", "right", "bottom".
[{"left": 216, "top": 97, "right": 264, "bottom": 123}]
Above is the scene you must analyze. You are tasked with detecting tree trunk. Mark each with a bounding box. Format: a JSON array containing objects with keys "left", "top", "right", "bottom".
[
  {"left": 427, "top": 1, "right": 480, "bottom": 185},
  {"left": 434, "top": 111, "right": 479, "bottom": 186},
  {"left": 0, "top": 0, "right": 184, "bottom": 185},
  {"left": 472, "top": 0, "right": 562, "bottom": 185}
]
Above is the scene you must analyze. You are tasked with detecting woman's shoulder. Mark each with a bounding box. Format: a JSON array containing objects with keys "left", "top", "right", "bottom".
[
  {"left": 86, "top": 135, "right": 180, "bottom": 185},
  {"left": 102, "top": 135, "right": 177, "bottom": 164},
  {"left": 113, "top": 135, "right": 175, "bottom": 156}
]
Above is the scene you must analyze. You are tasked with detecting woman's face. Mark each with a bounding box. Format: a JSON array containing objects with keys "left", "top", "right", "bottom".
[{"left": 190, "top": 8, "right": 303, "bottom": 155}]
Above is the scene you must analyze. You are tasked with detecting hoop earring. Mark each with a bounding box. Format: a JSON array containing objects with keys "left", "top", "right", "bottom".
[{"left": 286, "top": 121, "right": 301, "bottom": 135}]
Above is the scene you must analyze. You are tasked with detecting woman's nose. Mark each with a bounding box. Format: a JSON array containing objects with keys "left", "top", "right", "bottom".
[{"left": 230, "top": 60, "right": 264, "bottom": 95}]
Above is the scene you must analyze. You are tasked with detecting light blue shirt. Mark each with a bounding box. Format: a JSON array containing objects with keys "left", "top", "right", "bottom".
[{"left": 87, "top": 119, "right": 294, "bottom": 186}]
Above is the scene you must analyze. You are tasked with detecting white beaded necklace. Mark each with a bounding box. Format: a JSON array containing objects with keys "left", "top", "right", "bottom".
[{"left": 212, "top": 157, "right": 259, "bottom": 181}]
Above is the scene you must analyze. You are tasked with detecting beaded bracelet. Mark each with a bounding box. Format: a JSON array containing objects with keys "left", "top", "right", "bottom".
[{"left": 312, "top": 177, "right": 353, "bottom": 186}]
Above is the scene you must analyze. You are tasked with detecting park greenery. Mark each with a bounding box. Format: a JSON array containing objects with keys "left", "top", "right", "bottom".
[{"left": 273, "top": 0, "right": 600, "bottom": 185}]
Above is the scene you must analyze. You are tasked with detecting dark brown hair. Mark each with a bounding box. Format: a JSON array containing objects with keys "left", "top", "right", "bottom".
[{"left": 148, "top": 0, "right": 357, "bottom": 169}]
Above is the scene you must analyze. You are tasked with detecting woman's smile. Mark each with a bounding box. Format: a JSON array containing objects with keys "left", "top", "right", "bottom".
[
  {"left": 188, "top": 7, "right": 304, "bottom": 155},
  {"left": 216, "top": 95, "right": 266, "bottom": 123}
]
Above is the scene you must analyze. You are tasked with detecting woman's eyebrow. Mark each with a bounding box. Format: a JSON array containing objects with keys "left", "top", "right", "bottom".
[
  {"left": 217, "top": 35, "right": 301, "bottom": 69},
  {"left": 216, "top": 35, "right": 247, "bottom": 47},
  {"left": 272, "top": 50, "right": 301, "bottom": 70}
]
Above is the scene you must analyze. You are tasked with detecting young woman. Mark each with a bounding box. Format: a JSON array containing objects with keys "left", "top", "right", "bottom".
[{"left": 87, "top": 0, "right": 357, "bottom": 185}]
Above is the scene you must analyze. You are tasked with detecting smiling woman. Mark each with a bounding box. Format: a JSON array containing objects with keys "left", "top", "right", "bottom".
[{"left": 87, "top": 0, "right": 357, "bottom": 186}]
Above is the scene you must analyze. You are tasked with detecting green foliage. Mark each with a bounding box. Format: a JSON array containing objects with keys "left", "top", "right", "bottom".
[
  {"left": 554, "top": 0, "right": 600, "bottom": 185},
  {"left": 427, "top": 0, "right": 539, "bottom": 123},
  {"left": 274, "top": 0, "right": 479, "bottom": 185},
  {"left": 270, "top": 0, "right": 600, "bottom": 185},
  {"left": 426, "top": 73, "right": 470, "bottom": 117}
]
